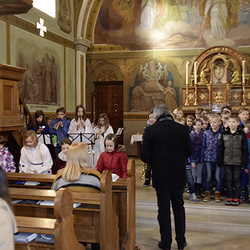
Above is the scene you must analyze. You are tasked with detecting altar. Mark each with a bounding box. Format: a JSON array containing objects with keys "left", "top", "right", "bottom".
[{"left": 182, "top": 46, "right": 250, "bottom": 114}]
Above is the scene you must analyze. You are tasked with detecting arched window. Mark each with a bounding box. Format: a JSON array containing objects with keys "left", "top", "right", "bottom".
[{"left": 33, "top": 0, "right": 56, "bottom": 18}]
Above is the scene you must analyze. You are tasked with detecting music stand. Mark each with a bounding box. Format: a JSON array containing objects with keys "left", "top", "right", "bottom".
[
  {"left": 36, "top": 133, "right": 57, "bottom": 145},
  {"left": 68, "top": 132, "right": 96, "bottom": 167},
  {"left": 115, "top": 127, "right": 124, "bottom": 136}
]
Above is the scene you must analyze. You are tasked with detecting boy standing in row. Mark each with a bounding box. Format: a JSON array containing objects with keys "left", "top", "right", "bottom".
[
  {"left": 201, "top": 114, "right": 223, "bottom": 202},
  {"left": 218, "top": 115, "right": 249, "bottom": 206},
  {"left": 238, "top": 108, "right": 249, "bottom": 128}
]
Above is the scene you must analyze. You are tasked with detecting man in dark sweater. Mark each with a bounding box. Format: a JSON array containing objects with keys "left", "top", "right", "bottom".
[{"left": 141, "top": 104, "right": 192, "bottom": 250}]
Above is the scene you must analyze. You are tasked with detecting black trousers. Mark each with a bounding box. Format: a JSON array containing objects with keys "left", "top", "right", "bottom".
[
  {"left": 225, "top": 165, "right": 242, "bottom": 199},
  {"left": 155, "top": 187, "right": 186, "bottom": 248},
  {"left": 145, "top": 164, "right": 152, "bottom": 181}
]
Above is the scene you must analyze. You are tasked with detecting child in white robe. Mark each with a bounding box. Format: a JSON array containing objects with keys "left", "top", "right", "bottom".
[
  {"left": 93, "top": 113, "right": 113, "bottom": 165},
  {"left": 19, "top": 130, "right": 53, "bottom": 174}
]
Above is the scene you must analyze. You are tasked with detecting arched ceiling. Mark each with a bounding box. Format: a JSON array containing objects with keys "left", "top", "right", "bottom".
[{"left": 77, "top": 0, "right": 102, "bottom": 40}]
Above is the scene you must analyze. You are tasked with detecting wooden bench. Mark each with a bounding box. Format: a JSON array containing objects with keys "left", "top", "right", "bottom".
[
  {"left": 10, "top": 170, "right": 119, "bottom": 250},
  {"left": 15, "top": 188, "right": 85, "bottom": 250},
  {"left": 8, "top": 159, "right": 136, "bottom": 250},
  {"left": 7, "top": 172, "right": 55, "bottom": 189}
]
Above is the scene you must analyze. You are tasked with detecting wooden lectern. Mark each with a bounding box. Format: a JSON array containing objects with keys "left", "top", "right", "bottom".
[{"left": 0, "top": 64, "right": 25, "bottom": 145}]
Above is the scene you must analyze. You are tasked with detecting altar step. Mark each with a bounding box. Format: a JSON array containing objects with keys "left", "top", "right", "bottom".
[{"left": 136, "top": 201, "right": 250, "bottom": 235}]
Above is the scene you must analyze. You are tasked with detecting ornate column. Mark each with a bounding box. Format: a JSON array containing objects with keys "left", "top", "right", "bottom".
[{"left": 74, "top": 37, "right": 91, "bottom": 106}]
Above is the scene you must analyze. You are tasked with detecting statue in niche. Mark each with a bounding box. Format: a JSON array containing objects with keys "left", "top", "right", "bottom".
[{"left": 57, "top": 0, "right": 72, "bottom": 34}]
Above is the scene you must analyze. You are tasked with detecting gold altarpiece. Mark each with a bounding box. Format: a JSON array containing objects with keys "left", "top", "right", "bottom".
[{"left": 182, "top": 46, "right": 250, "bottom": 114}]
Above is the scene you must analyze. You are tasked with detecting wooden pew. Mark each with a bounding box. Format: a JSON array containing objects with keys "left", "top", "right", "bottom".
[
  {"left": 10, "top": 171, "right": 119, "bottom": 250},
  {"left": 8, "top": 159, "right": 136, "bottom": 250},
  {"left": 112, "top": 159, "right": 136, "bottom": 250},
  {"left": 15, "top": 188, "right": 85, "bottom": 250},
  {"left": 7, "top": 172, "right": 55, "bottom": 189}
]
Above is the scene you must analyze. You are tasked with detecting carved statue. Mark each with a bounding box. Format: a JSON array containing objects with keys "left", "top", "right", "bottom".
[
  {"left": 215, "top": 91, "right": 223, "bottom": 107},
  {"left": 199, "top": 69, "right": 209, "bottom": 85},
  {"left": 198, "top": 58, "right": 209, "bottom": 85},
  {"left": 230, "top": 69, "right": 241, "bottom": 85},
  {"left": 229, "top": 58, "right": 241, "bottom": 85}
]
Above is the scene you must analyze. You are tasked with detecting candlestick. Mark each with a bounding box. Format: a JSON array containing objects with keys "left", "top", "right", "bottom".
[
  {"left": 186, "top": 62, "right": 189, "bottom": 85},
  {"left": 194, "top": 61, "right": 197, "bottom": 85},
  {"left": 242, "top": 61, "right": 245, "bottom": 84}
]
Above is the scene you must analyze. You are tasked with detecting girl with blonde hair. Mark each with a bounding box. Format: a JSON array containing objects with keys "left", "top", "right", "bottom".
[
  {"left": 19, "top": 130, "right": 53, "bottom": 174},
  {"left": 93, "top": 113, "right": 114, "bottom": 164},
  {"left": 52, "top": 142, "right": 101, "bottom": 193}
]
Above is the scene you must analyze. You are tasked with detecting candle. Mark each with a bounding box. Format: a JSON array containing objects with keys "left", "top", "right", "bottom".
[
  {"left": 242, "top": 61, "right": 245, "bottom": 84},
  {"left": 186, "top": 62, "right": 189, "bottom": 85},
  {"left": 194, "top": 61, "right": 197, "bottom": 85},
  {"left": 91, "top": 92, "right": 94, "bottom": 122}
]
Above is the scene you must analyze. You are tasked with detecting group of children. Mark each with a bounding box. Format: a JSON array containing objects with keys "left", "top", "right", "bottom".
[
  {"left": 143, "top": 106, "right": 250, "bottom": 206},
  {"left": 0, "top": 105, "right": 130, "bottom": 250},
  {"left": 0, "top": 105, "right": 128, "bottom": 181},
  {"left": 173, "top": 106, "right": 250, "bottom": 206},
  {"left": 2, "top": 103, "right": 250, "bottom": 207}
]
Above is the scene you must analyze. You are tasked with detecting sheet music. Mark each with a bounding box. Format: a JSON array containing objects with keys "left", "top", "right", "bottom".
[
  {"left": 115, "top": 128, "right": 124, "bottom": 136},
  {"left": 36, "top": 134, "right": 52, "bottom": 144},
  {"left": 67, "top": 132, "right": 95, "bottom": 145}
]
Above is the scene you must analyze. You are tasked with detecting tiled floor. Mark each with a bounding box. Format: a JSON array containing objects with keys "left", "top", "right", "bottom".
[{"left": 134, "top": 159, "right": 250, "bottom": 250}]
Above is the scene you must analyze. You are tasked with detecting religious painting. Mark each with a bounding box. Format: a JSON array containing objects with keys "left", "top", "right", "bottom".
[
  {"left": 94, "top": 0, "right": 250, "bottom": 50},
  {"left": 129, "top": 61, "right": 179, "bottom": 112},
  {"left": 10, "top": 26, "right": 64, "bottom": 112}
]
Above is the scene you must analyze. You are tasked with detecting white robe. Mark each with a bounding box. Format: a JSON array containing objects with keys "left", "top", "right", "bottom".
[
  {"left": 68, "top": 118, "right": 94, "bottom": 167},
  {"left": 0, "top": 198, "right": 17, "bottom": 250},
  {"left": 140, "top": 0, "right": 156, "bottom": 29},
  {"left": 93, "top": 125, "right": 114, "bottom": 165},
  {"left": 68, "top": 118, "right": 92, "bottom": 133},
  {"left": 19, "top": 143, "right": 53, "bottom": 174},
  {"left": 204, "top": 0, "right": 228, "bottom": 40}
]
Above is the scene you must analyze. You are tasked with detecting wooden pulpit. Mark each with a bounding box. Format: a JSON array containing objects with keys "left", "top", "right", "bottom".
[{"left": 0, "top": 64, "right": 25, "bottom": 134}]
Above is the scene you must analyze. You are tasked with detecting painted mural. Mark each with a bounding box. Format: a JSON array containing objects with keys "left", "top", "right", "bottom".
[
  {"left": 19, "top": 53, "right": 60, "bottom": 105},
  {"left": 94, "top": 0, "right": 250, "bottom": 49},
  {"left": 16, "top": 37, "right": 61, "bottom": 106},
  {"left": 129, "top": 61, "right": 178, "bottom": 112}
]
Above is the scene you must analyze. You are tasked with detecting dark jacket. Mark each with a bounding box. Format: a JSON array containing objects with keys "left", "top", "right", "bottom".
[
  {"left": 201, "top": 127, "right": 223, "bottom": 163},
  {"left": 217, "top": 128, "right": 249, "bottom": 168},
  {"left": 52, "top": 151, "right": 67, "bottom": 174},
  {"left": 190, "top": 130, "right": 204, "bottom": 164},
  {"left": 140, "top": 114, "right": 192, "bottom": 189}
]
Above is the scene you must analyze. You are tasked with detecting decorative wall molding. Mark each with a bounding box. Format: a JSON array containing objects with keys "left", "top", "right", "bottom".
[
  {"left": 0, "top": 15, "right": 75, "bottom": 49},
  {"left": 74, "top": 37, "right": 91, "bottom": 52}
]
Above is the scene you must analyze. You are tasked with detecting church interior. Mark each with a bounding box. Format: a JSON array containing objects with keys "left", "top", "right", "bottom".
[{"left": 1, "top": 0, "right": 250, "bottom": 249}]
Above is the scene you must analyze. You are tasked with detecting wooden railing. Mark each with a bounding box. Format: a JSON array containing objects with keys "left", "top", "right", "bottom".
[{"left": 19, "top": 93, "right": 33, "bottom": 132}]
